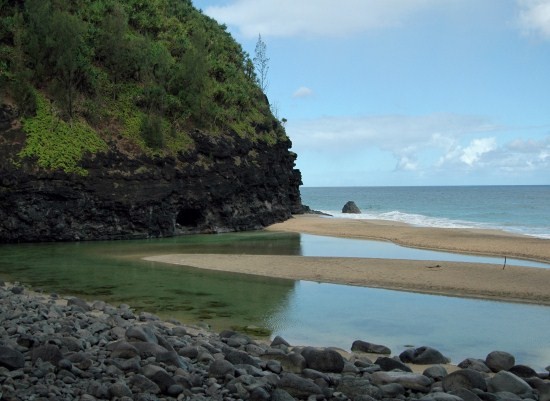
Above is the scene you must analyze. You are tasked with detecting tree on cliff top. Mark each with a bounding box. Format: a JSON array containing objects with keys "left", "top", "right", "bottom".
[{"left": 253, "top": 34, "right": 269, "bottom": 92}]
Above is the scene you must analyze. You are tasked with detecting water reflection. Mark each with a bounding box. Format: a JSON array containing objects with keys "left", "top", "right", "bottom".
[{"left": 0, "top": 231, "right": 548, "bottom": 370}]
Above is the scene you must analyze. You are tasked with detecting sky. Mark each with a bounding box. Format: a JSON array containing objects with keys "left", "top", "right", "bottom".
[{"left": 193, "top": 0, "right": 550, "bottom": 186}]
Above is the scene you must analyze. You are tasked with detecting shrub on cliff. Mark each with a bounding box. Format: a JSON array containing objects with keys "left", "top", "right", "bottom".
[{"left": 0, "top": 0, "right": 286, "bottom": 173}]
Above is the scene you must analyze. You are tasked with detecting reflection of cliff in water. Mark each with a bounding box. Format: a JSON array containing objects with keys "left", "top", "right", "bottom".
[{"left": 0, "top": 232, "right": 301, "bottom": 332}]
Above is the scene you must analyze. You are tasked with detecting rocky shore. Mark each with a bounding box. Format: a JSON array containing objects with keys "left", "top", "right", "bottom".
[{"left": 1, "top": 282, "right": 549, "bottom": 401}]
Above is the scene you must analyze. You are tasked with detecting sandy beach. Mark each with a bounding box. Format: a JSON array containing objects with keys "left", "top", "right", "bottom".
[
  {"left": 266, "top": 215, "right": 550, "bottom": 263},
  {"left": 144, "top": 215, "right": 550, "bottom": 306}
]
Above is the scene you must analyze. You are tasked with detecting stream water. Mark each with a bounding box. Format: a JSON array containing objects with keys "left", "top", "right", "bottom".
[{"left": 0, "top": 231, "right": 548, "bottom": 370}]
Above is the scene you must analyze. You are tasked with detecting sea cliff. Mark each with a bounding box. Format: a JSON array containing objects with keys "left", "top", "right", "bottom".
[{"left": 0, "top": 105, "right": 302, "bottom": 242}]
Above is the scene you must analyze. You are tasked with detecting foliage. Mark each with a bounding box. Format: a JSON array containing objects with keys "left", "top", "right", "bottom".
[
  {"left": 0, "top": 0, "right": 286, "bottom": 172},
  {"left": 19, "top": 93, "right": 107, "bottom": 175}
]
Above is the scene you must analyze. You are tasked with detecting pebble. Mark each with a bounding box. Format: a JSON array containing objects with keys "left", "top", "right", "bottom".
[{"left": 0, "top": 283, "right": 548, "bottom": 401}]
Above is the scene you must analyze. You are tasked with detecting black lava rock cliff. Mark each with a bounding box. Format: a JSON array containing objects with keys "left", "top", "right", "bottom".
[{"left": 0, "top": 106, "right": 302, "bottom": 243}]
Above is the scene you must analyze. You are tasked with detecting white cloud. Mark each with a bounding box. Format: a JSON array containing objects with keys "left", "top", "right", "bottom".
[
  {"left": 292, "top": 86, "right": 314, "bottom": 98},
  {"left": 459, "top": 137, "right": 497, "bottom": 166},
  {"left": 517, "top": 0, "right": 550, "bottom": 39},
  {"left": 203, "top": 0, "right": 436, "bottom": 38},
  {"left": 287, "top": 113, "right": 550, "bottom": 176},
  {"left": 288, "top": 113, "right": 496, "bottom": 154}
]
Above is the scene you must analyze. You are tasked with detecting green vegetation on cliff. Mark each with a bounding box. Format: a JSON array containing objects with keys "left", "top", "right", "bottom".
[{"left": 0, "top": 0, "right": 285, "bottom": 173}]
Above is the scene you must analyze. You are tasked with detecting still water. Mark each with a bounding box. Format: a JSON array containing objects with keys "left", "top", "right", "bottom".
[{"left": 0, "top": 231, "right": 548, "bottom": 370}]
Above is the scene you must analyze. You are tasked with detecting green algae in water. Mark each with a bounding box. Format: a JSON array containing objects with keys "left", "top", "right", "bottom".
[{"left": 231, "top": 325, "right": 272, "bottom": 337}]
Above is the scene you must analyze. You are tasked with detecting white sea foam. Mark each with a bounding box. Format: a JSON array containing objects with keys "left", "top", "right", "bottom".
[{"left": 319, "top": 210, "right": 550, "bottom": 239}]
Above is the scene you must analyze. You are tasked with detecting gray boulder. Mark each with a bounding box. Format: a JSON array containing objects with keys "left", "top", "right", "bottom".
[
  {"left": 108, "top": 382, "right": 133, "bottom": 398},
  {"left": 209, "top": 359, "right": 235, "bottom": 379},
  {"left": 0, "top": 345, "right": 25, "bottom": 370},
  {"left": 109, "top": 341, "right": 140, "bottom": 359},
  {"left": 226, "top": 349, "right": 260, "bottom": 367},
  {"left": 277, "top": 372, "right": 324, "bottom": 398},
  {"left": 271, "top": 388, "right": 296, "bottom": 401},
  {"left": 351, "top": 340, "right": 391, "bottom": 354},
  {"left": 130, "top": 342, "right": 169, "bottom": 359},
  {"left": 487, "top": 371, "right": 533, "bottom": 398},
  {"left": 375, "top": 356, "right": 412, "bottom": 372},
  {"left": 342, "top": 201, "right": 361, "bottom": 213},
  {"left": 423, "top": 364, "right": 448, "bottom": 381},
  {"left": 265, "top": 351, "right": 306, "bottom": 373},
  {"left": 442, "top": 369, "right": 488, "bottom": 392},
  {"left": 450, "top": 388, "right": 483, "bottom": 401},
  {"left": 301, "top": 347, "right": 345, "bottom": 373},
  {"left": 67, "top": 297, "right": 91, "bottom": 311},
  {"left": 336, "top": 376, "right": 383, "bottom": 399},
  {"left": 126, "top": 325, "right": 158, "bottom": 344},
  {"left": 31, "top": 344, "right": 64, "bottom": 366},
  {"left": 371, "top": 371, "right": 433, "bottom": 392},
  {"left": 509, "top": 364, "right": 538, "bottom": 378},
  {"left": 400, "top": 346, "right": 450, "bottom": 365},
  {"left": 271, "top": 335, "right": 290, "bottom": 347},
  {"left": 485, "top": 351, "right": 515, "bottom": 372},
  {"left": 458, "top": 358, "right": 491, "bottom": 373},
  {"left": 420, "top": 393, "right": 464, "bottom": 401}
]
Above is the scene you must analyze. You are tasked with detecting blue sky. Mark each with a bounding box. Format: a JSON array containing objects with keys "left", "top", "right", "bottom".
[{"left": 193, "top": 0, "right": 550, "bottom": 186}]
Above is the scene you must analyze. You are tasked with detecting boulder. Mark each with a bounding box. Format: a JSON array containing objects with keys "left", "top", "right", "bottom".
[
  {"left": 0, "top": 345, "right": 25, "bottom": 370},
  {"left": 109, "top": 341, "right": 140, "bottom": 359},
  {"left": 271, "top": 335, "right": 290, "bottom": 347},
  {"left": 423, "top": 365, "right": 448, "bottom": 381},
  {"left": 442, "top": 369, "right": 488, "bottom": 392},
  {"left": 67, "top": 297, "right": 91, "bottom": 311},
  {"left": 450, "top": 388, "right": 483, "bottom": 401},
  {"left": 342, "top": 201, "right": 361, "bottom": 213},
  {"left": 458, "top": 358, "right": 491, "bottom": 373},
  {"left": 371, "top": 371, "right": 433, "bottom": 392},
  {"left": 485, "top": 351, "right": 515, "bottom": 372},
  {"left": 225, "top": 349, "right": 260, "bottom": 368},
  {"left": 277, "top": 372, "right": 324, "bottom": 398},
  {"left": 31, "top": 344, "right": 64, "bottom": 366},
  {"left": 509, "top": 364, "right": 538, "bottom": 378},
  {"left": 375, "top": 356, "right": 412, "bottom": 372},
  {"left": 108, "top": 382, "right": 133, "bottom": 398},
  {"left": 400, "top": 346, "right": 450, "bottom": 365},
  {"left": 487, "top": 371, "right": 533, "bottom": 397},
  {"left": 351, "top": 340, "right": 391, "bottom": 354},
  {"left": 130, "top": 342, "right": 169, "bottom": 359},
  {"left": 336, "top": 376, "right": 383, "bottom": 399},
  {"left": 301, "top": 347, "right": 345, "bottom": 373},
  {"left": 208, "top": 359, "right": 235, "bottom": 379},
  {"left": 126, "top": 325, "right": 158, "bottom": 344}
]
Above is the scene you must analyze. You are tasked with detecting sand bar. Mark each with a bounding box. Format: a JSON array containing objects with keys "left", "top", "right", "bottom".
[
  {"left": 144, "top": 215, "right": 550, "bottom": 305},
  {"left": 266, "top": 215, "right": 550, "bottom": 263},
  {"left": 144, "top": 253, "right": 550, "bottom": 306}
]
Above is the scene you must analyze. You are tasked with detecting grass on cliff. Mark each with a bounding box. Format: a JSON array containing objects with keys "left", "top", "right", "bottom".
[
  {"left": 0, "top": 0, "right": 287, "bottom": 174},
  {"left": 19, "top": 93, "right": 107, "bottom": 175}
]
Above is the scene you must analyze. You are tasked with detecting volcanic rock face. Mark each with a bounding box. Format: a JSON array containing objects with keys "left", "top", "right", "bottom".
[{"left": 0, "top": 115, "right": 302, "bottom": 242}]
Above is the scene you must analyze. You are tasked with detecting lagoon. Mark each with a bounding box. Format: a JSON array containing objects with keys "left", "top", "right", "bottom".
[{"left": 0, "top": 231, "right": 548, "bottom": 370}]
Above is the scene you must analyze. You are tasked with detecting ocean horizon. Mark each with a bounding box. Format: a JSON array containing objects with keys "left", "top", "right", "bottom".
[{"left": 300, "top": 185, "right": 550, "bottom": 239}]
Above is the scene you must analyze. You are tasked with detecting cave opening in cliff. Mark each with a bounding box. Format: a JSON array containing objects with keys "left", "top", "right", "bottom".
[{"left": 176, "top": 208, "right": 203, "bottom": 227}]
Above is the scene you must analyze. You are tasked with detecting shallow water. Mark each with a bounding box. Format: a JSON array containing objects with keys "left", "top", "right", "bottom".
[{"left": 0, "top": 231, "right": 548, "bottom": 370}]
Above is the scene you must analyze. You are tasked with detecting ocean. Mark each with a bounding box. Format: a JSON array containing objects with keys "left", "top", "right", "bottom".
[{"left": 300, "top": 185, "right": 550, "bottom": 239}]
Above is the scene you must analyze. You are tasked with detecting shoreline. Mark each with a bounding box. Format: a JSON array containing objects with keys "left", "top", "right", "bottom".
[{"left": 266, "top": 215, "right": 550, "bottom": 264}]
